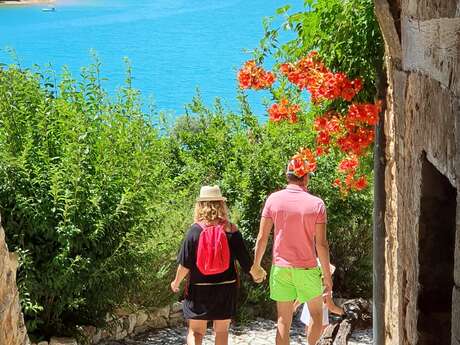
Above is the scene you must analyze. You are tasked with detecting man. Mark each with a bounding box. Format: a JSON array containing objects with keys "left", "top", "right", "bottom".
[{"left": 250, "top": 157, "right": 332, "bottom": 345}]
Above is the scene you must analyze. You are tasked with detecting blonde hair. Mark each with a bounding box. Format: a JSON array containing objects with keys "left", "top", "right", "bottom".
[{"left": 194, "top": 200, "right": 229, "bottom": 224}]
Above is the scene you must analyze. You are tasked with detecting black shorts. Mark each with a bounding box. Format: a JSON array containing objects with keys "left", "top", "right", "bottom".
[{"left": 183, "top": 282, "right": 238, "bottom": 320}]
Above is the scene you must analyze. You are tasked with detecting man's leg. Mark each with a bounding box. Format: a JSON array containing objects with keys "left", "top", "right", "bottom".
[
  {"left": 213, "top": 319, "right": 231, "bottom": 345},
  {"left": 187, "top": 320, "right": 207, "bottom": 345},
  {"left": 306, "top": 296, "right": 323, "bottom": 345},
  {"left": 276, "top": 300, "right": 295, "bottom": 345}
]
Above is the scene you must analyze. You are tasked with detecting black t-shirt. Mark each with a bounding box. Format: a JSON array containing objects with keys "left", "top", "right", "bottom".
[{"left": 177, "top": 223, "right": 252, "bottom": 284}]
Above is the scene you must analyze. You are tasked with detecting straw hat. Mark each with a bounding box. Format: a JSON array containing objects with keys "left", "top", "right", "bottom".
[{"left": 196, "top": 185, "right": 227, "bottom": 202}]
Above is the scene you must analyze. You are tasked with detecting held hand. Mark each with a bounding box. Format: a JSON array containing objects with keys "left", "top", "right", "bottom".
[
  {"left": 250, "top": 264, "right": 267, "bottom": 283},
  {"left": 170, "top": 280, "right": 180, "bottom": 293}
]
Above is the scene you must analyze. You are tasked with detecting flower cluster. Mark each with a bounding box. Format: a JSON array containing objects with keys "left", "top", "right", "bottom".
[
  {"left": 346, "top": 102, "right": 380, "bottom": 126},
  {"left": 279, "top": 52, "right": 362, "bottom": 103},
  {"left": 311, "top": 99, "right": 380, "bottom": 193},
  {"left": 268, "top": 99, "right": 300, "bottom": 123},
  {"left": 340, "top": 102, "right": 380, "bottom": 156},
  {"left": 314, "top": 113, "right": 342, "bottom": 153},
  {"left": 237, "top": 60, "right": 276, "bottom": 90},
  {"left": 287, "top": 147, "right": 317, "bottom": 177},
  {"left": 333, "top": 155, "right": 368, "bottom": 194},
  {"left": 333, "top": 174, "right": 368, "bottom": 193},
  {"left": 238, "top": 52, "right": 380, "bottom": 195}
]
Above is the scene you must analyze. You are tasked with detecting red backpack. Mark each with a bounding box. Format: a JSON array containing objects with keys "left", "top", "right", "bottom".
[{"left": 196, "top": 222, "right": 231, "bottom": 275}]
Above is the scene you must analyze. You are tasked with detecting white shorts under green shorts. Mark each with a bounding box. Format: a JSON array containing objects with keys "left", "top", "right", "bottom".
[{"left": 300, "top": 302, "right": 329, "bottom": 326}]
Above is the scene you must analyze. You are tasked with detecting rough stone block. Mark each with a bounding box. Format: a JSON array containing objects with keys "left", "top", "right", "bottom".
[
  {"left": 147, "top": 316, "right": 168, "bottom": 329},
  {"left": 0, "top": 220, "right": 30, "bottom": 345},
  {"left": 168, "top": 316, "right": 184, "bottom": 327},
  {"left": 92, "top": 329, "right": 102, "bottom": 344},
  {"left": 402, "top": 16, "right": 460, "bottom": 97},
  {"left": 136, "top": 310, "right": 148, "bottom": 327},
  {"left": 114, "top": 307, "right": 131, "bottom": 317},
  {"left": 171, "top": 301, "right": 183, "bottom": 314},
  {"left": 104, "top": 312, "right": 114, "bottom": 323},
  {"left": 133, "top": 325, "right": 149, "bottom": 335},
  {"left": 127, "top": 314, "right": 137, "bottom": 334},
  {"left": 115, "top": 329, "right": 127, "bottom": 341},
  {"left": 149, "top": 306, "right": 170, "bottom": 320},
  {"left": 453, "top": 286, "right": 460, "bottom": 344},
  {"left": 403, "top": 0, "right": 458, "bottom": 20},
  {"left": 80, "top": 325, "right": 96, "bottom": 340},
  {"left": 455, "top": 211, "right": 460, "bottom": 286},
  {"left": 49, "top": 338, "right": 78, "bottom": 345},
  {"left": 169, "top": 311, "right": 183, "bottom": 319}
]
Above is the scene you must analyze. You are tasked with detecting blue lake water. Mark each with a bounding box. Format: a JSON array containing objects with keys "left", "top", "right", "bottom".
[{"left": 0, "top": 0, "right": 299, "bottom": 119}]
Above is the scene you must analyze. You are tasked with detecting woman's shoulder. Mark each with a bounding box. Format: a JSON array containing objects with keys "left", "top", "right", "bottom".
[{"left": 185, "top": 223, "right": 203, "bottom": 238}]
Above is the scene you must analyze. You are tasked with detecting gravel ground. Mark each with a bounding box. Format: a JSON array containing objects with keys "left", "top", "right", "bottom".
[{"left": 109, "top": 318, "right": 372, "bottom": 345}]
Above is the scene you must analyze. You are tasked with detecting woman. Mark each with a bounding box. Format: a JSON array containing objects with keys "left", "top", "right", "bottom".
[{"left": 170, "top": 185, "right": 252, "bottom": 345}]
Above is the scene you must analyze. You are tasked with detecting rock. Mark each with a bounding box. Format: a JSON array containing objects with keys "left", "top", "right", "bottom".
[
  {"left": 317, "top": 323, "right": 339, "bottom": 345},
  {"left": 37, "top": 342, "right": 48, "bottom": 345},
  {"left": 171, "top": 301, "right": 183, "bottom": 314},
  {"left": 133, "top": 325, "right": 149, "bottom": 334},
  {"left": 0, "top": 215, "right": 30, "bottom": 345},
  {"left": 147, "top": 316, "right": 168, "bottom": 329},
  {"left": 104, "top": 312, "right": 114, "bottom": 323},
  {"left": 114, "top": 307, "right": 131, "bottom": 317},
  {"left": 100, "top": 328, "right": 112, "bottom": 339},
  {"left": 114, "top": 322, "right": 124, "bottom": 339},
  {"left": 168, "top": 316, "right": 184, "bottom": 327},
  {"left": 136, "top": 310, "right": 148, "bottom": 327},
  {"left": 149, "top": 306, "right": 170, "bottom": 320},
  {"left": 169, "top": 311, "right": 183, "bottom": 319},
  {"left": 92, "top": 329, "right": 102, "bottom": 344},
  {"left": 80, "top": 325, "right": 96, "bottom": 340},
  {"left": 115, "top": 329, "right": 127, "bottom": 340},
  {"left": 127, "top": 314, "right": 137, "bottom": 334},
  {"left": 334, "top": 319, "right": 353, "bottom": 345},
  {"left": 49, "top": 338, "right": 78, "bottom": 345}
]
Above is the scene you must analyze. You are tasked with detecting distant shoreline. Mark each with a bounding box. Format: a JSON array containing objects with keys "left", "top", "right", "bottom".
[{"left": 0, "top": 0, "right": 55, "bottom": 6}]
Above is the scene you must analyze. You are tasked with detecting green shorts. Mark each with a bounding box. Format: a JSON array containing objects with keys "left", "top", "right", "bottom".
[{"left": 269, "top": 265, "right": 323, "bottom": 303}]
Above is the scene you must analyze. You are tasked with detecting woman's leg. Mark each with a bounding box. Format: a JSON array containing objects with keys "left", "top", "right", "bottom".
[
  {"left": 213, "top": 319, "right": 231, "bottom": 345},
  {"left": 187, "top": 320, "right": 207, "bottom": 345}
]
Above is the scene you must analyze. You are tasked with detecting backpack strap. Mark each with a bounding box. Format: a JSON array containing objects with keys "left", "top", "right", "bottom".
[
  {"left": 228, "top": 223, "right": 238, "bottom": 233},
  {"left": 195, "top": 221, "right": 237, "bottom": 232}
]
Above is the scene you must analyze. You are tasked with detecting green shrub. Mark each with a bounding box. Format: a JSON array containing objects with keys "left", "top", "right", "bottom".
[
  {"left": 0, "top": 60, "right": 372, "bottom": 337},
  {"left": 0, "top": 63, "right": 178, "bottom": 337}
]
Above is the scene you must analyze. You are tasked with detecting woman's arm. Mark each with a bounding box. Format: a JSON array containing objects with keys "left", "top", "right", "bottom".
[
  {"left": 231, "top": 228, "right": 252, "bottom": 274},
  {"left": 170, "top": 264, "right": 190, "bottom": 293}
]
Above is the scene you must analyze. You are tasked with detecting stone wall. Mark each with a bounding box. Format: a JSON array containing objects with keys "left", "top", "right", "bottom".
[
  {"left": 374, "top": 1, "right": 460, "bottom": 344},
  {"left": 32, "top": 302, "right": 184, "bottom": 345},
  {"left": 0, "top": 215, "right": 30, "bottom": 345}
]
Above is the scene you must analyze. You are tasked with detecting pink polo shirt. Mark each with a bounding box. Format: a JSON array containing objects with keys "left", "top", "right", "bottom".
[{"left": 262, "top": 184, "right": 327, "bottom": 268}]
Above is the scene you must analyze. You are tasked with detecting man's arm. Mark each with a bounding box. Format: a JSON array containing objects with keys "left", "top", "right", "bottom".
[
  {"left": 315, "top": 222, "right": 333, "bottom": 294},
  {"left": 250, "top": 217, "right": 273, "bottom": 282}
]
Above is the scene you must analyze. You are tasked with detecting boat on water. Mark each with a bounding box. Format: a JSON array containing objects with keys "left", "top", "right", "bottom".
[{"left": 41, "top": 7, "right": 56, "bottom": 12}]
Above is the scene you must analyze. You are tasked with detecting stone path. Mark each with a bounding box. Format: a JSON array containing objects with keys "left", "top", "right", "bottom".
[{"left": 105, "top": 318, "right": 372, "bottom": 345}]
